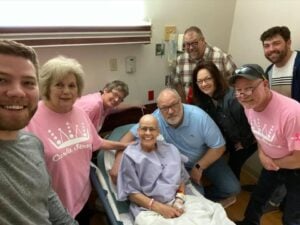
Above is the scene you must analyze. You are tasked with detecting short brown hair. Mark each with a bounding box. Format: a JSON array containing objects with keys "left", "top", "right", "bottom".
[
  {"left": 0, "top": 39, "right": 39, "bottom": 78},
  {"left": 260, "top": 26, "right": 290, "bottom": 42}
]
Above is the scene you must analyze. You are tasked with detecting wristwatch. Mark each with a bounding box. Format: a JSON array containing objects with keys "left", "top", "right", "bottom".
[{"left": 195, "top": 163, "right": 202, "bottom": 170}]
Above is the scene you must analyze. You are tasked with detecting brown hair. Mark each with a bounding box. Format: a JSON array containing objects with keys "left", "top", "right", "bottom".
[
  {"left": 0, "top": 39, "right": 39, "bottom": 78},
  {"left": 260, "top": 26, "right": 290, "bottom": 42},
  {"left": 192, "top": 61, "right": 228, "bottom": 104}
]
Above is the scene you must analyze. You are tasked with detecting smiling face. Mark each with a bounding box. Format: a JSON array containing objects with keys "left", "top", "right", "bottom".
[
  {"left": 45, "top": 73, "right": 78, "bottom": 113},
  {"left": 183, "top": 31, "right": 206, "bottom": 60},
  {"left": 263, "top": 34, "right": 291, "bottom": 67},
  {"left": 234, "top": 77, "right": 271, "bottom": 112},
  {"left": 196, "top": 68, "right": 216, "bottom": 97},
  {"left": 0, "top": 54, "right": 39, "bottom": 137},
  {"left": 157, "top": 89, "right": 183, "bottom": 127},
  {"left": 102, "top": 88, "right": 125, "bottom": 109},
  {"left": 138, "top": 114, "right": 159, "bottom": 152}
]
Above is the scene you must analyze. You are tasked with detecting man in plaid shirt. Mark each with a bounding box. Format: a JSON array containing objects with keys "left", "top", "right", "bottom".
[{"left": 176, "top": 26, "right": 236, "bottom": 103}]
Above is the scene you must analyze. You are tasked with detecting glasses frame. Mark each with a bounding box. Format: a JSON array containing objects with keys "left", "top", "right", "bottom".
[
  {"left": 183, "top": 40, "right": 199, "bottom": 50},
  {"left": 196, "top": 76, "right": 213, "bottom": 85},
  {"left": 234, "top": 80, "right": 264, "bottom": 97},
  {"left": 139, "top": 126, "right": 157, "bottom": 132},
  {"left": 158, "top": 100, "right": 180, "bottom": 113},
  {"left": 111, "top": 89, "right": 124, "bottom": 103}
]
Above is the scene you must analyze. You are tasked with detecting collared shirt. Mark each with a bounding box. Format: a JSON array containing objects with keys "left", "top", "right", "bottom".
[
  {"left": 130, "top": 104, "right": 225, "bottom": 169},
  {"left": 176, "top": 43, "right": 236, "bottom": 91}
]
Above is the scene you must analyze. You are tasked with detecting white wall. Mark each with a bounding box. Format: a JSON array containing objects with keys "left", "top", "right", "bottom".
[
  {"left": 33, "top": 0, "right": 236, "bottom": 105},
  {"left": 229, "top": 0, "right": 300, "bottom": 175},
  {"left": 229, "top": 0, "right": 300, "bottom": 68}
]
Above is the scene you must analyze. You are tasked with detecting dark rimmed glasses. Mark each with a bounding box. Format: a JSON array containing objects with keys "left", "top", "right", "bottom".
[
  {"left": 196, "top": 76, "right": 213, "bottom": 85},
  {"left": 183, "top": 40, "right": 199, "bottom": 50},
  {"left": 158, "top": 100, "right": 180, "bottom": 113}
]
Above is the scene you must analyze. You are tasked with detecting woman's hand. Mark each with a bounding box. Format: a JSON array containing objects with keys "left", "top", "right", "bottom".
[{"left": 153, "top": 201, "right": 184, "bottom": 218}]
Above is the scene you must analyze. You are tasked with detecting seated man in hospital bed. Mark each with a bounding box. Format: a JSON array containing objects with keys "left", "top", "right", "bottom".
[{"left": 117, "top": 114, "right": 234, "bottom": 225}]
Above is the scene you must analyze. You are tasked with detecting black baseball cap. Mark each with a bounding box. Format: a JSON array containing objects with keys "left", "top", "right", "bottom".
[{"left": 229, "top": 64, "right": 267, "bottom": 85}]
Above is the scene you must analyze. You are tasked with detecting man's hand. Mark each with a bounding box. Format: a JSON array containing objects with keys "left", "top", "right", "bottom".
[
  {"left": 259, "top": 149, "right": 279, "bottom": 171},
  {"left": 190, "top": 167, "right": 203, "bottom": 185}
]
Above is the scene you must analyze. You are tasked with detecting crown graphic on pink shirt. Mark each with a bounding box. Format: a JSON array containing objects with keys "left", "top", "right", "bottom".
[
  {"left": 47, "top": 122, "right": 90, "bottom": 149},
  {"left": 251, "top": 119, "right": 275, "bottom": 142}
]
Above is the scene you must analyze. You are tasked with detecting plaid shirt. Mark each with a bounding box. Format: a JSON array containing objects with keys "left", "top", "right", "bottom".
[{"left": 176, "top": 43, "right": 237, "bottom": 93}]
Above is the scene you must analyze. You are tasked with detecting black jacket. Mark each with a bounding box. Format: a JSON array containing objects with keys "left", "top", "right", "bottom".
[{"left": 195, "top": 87, "right": 255, "bottom": 149}]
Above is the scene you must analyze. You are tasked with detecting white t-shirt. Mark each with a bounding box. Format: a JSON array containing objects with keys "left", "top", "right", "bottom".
[{"left": 271, "top": 51, "right": 297, "bottom": 97}]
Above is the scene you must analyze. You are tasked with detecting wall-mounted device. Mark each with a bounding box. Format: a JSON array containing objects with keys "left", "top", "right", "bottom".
[
  {"left": 125, "top": 56, "right": 136, "bottom": 73},
  {"left": 155, "top": 43, "right": 165, "bottom": 56}
]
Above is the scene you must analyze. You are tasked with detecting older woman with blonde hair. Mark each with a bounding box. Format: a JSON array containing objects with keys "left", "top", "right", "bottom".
[{"left": 26, "top": 56, "right": 128, "bottom": 224}]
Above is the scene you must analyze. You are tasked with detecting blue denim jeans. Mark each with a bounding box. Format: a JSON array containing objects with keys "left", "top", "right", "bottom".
[
  {"left": 189, "top": 156, "right": 241, "bottom": 201},
  {"left": 243, "top": 168, "right": 300, "bottom": 225}
]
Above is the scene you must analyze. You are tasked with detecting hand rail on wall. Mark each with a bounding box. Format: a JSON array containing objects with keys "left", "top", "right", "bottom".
[{"left": 0, "top": 25, "right": 152, "bottom": 47}]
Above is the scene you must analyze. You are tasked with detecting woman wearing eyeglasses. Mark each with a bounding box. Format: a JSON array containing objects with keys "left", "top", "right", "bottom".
[{"left": 191, "top": 61, "right": 257, "bottom": 180}]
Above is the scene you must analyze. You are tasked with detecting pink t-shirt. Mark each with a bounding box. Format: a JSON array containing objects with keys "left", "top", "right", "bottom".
[
  {"left": 74, "top": 92, "right": 113, "bottom": 132},
  {"left": 245, "top": 91, "right": 300, "bottom": 158},
  {"left": 26, "top": 101, "right": 102, "bottom": 217}
]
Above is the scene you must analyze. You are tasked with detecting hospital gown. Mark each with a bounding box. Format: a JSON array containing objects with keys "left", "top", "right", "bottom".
[{"left": 117, "top": 140, "right": 235, "bottom": 225}]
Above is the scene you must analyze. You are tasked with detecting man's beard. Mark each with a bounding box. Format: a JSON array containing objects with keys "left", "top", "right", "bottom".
[
  {"left": 266, "top": 49, "right": 288, "bottom": 64},
  {"left": 0, "top": 105, "right": 37, "bottom": 131}
]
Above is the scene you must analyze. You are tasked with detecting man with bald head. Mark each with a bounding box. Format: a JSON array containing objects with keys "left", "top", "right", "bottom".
[
  {"left": 117, "top": 114, "right": 235, "bottom": 224},
  {"left": 112, "top": 88, "right": 240, "bottom": 208}
]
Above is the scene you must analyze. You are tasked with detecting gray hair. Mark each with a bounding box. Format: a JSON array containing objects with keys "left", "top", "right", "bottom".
[
  {"left": 184, "top": 26, "right": 204, "bottom": 39},
  {"left": 39, "top": 55, "right": 84, "bottom": 100},
  {"left": 103, "top": 80, "right": 129, "bottom": 97},
  {"left": 157, "top": 88, "right": 181, "bottom": 104}
]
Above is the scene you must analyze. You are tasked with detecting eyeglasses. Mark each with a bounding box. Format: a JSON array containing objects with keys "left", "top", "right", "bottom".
[
  {"left": 234, "top": 66, "right": 267, "bottom": 80},
  {"left": 111, "top": 90, "right": 124, "bottom": 103},
  {"left": 196, "top": 76, "right": 213, "bottom": 85},
  {"left": 139, "top": 126, "right": 157, "bottom": 132},
  {"left": 158, "top": 101, "right": 180, "bottom": 113},
  {"left": 234, "top": 80, "right": 263, "bottom": 97},
  {"left": 183, "top": 40, "right": 199, "bottom": 50}
]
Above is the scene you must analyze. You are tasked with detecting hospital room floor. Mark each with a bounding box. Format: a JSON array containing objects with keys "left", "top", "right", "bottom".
[
  {"left": 226, "top": 170, "right": 282, "bottom": 225},
  {"left": 89, "top": 170, "right": 282, "bottom": 225}
]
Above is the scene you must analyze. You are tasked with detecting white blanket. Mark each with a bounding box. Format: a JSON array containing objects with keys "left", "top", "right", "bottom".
[{"left": 135, "top": 195, "right": 235, "bottom": 225}]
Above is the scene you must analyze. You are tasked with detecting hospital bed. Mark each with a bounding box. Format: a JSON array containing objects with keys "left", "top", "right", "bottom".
[
  {"left": 90, "top": 123, "right": 207, "bottom": 225},
  {"left": 90, "top": 104, "right": 157, "bottom": 225},
  {"left": 90, "top": 124, "right": 135, "bottom": 225}
]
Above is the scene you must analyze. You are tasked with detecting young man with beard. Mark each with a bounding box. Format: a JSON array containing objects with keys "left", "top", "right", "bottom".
[
  {"left": 0, "top": 39, "right": 77, "bottom": 225},
  {"left": 261, "top": 26, "right": 300, "bottom": 102},
  {"left": 260, "top": 25, "right": 300, "bottom": 211},
  {"left": 111, "top": 88, "right": 240, "bottom": 208},
  {"left": 175, "top": 26, "right": 237, "bottom": 102}
]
